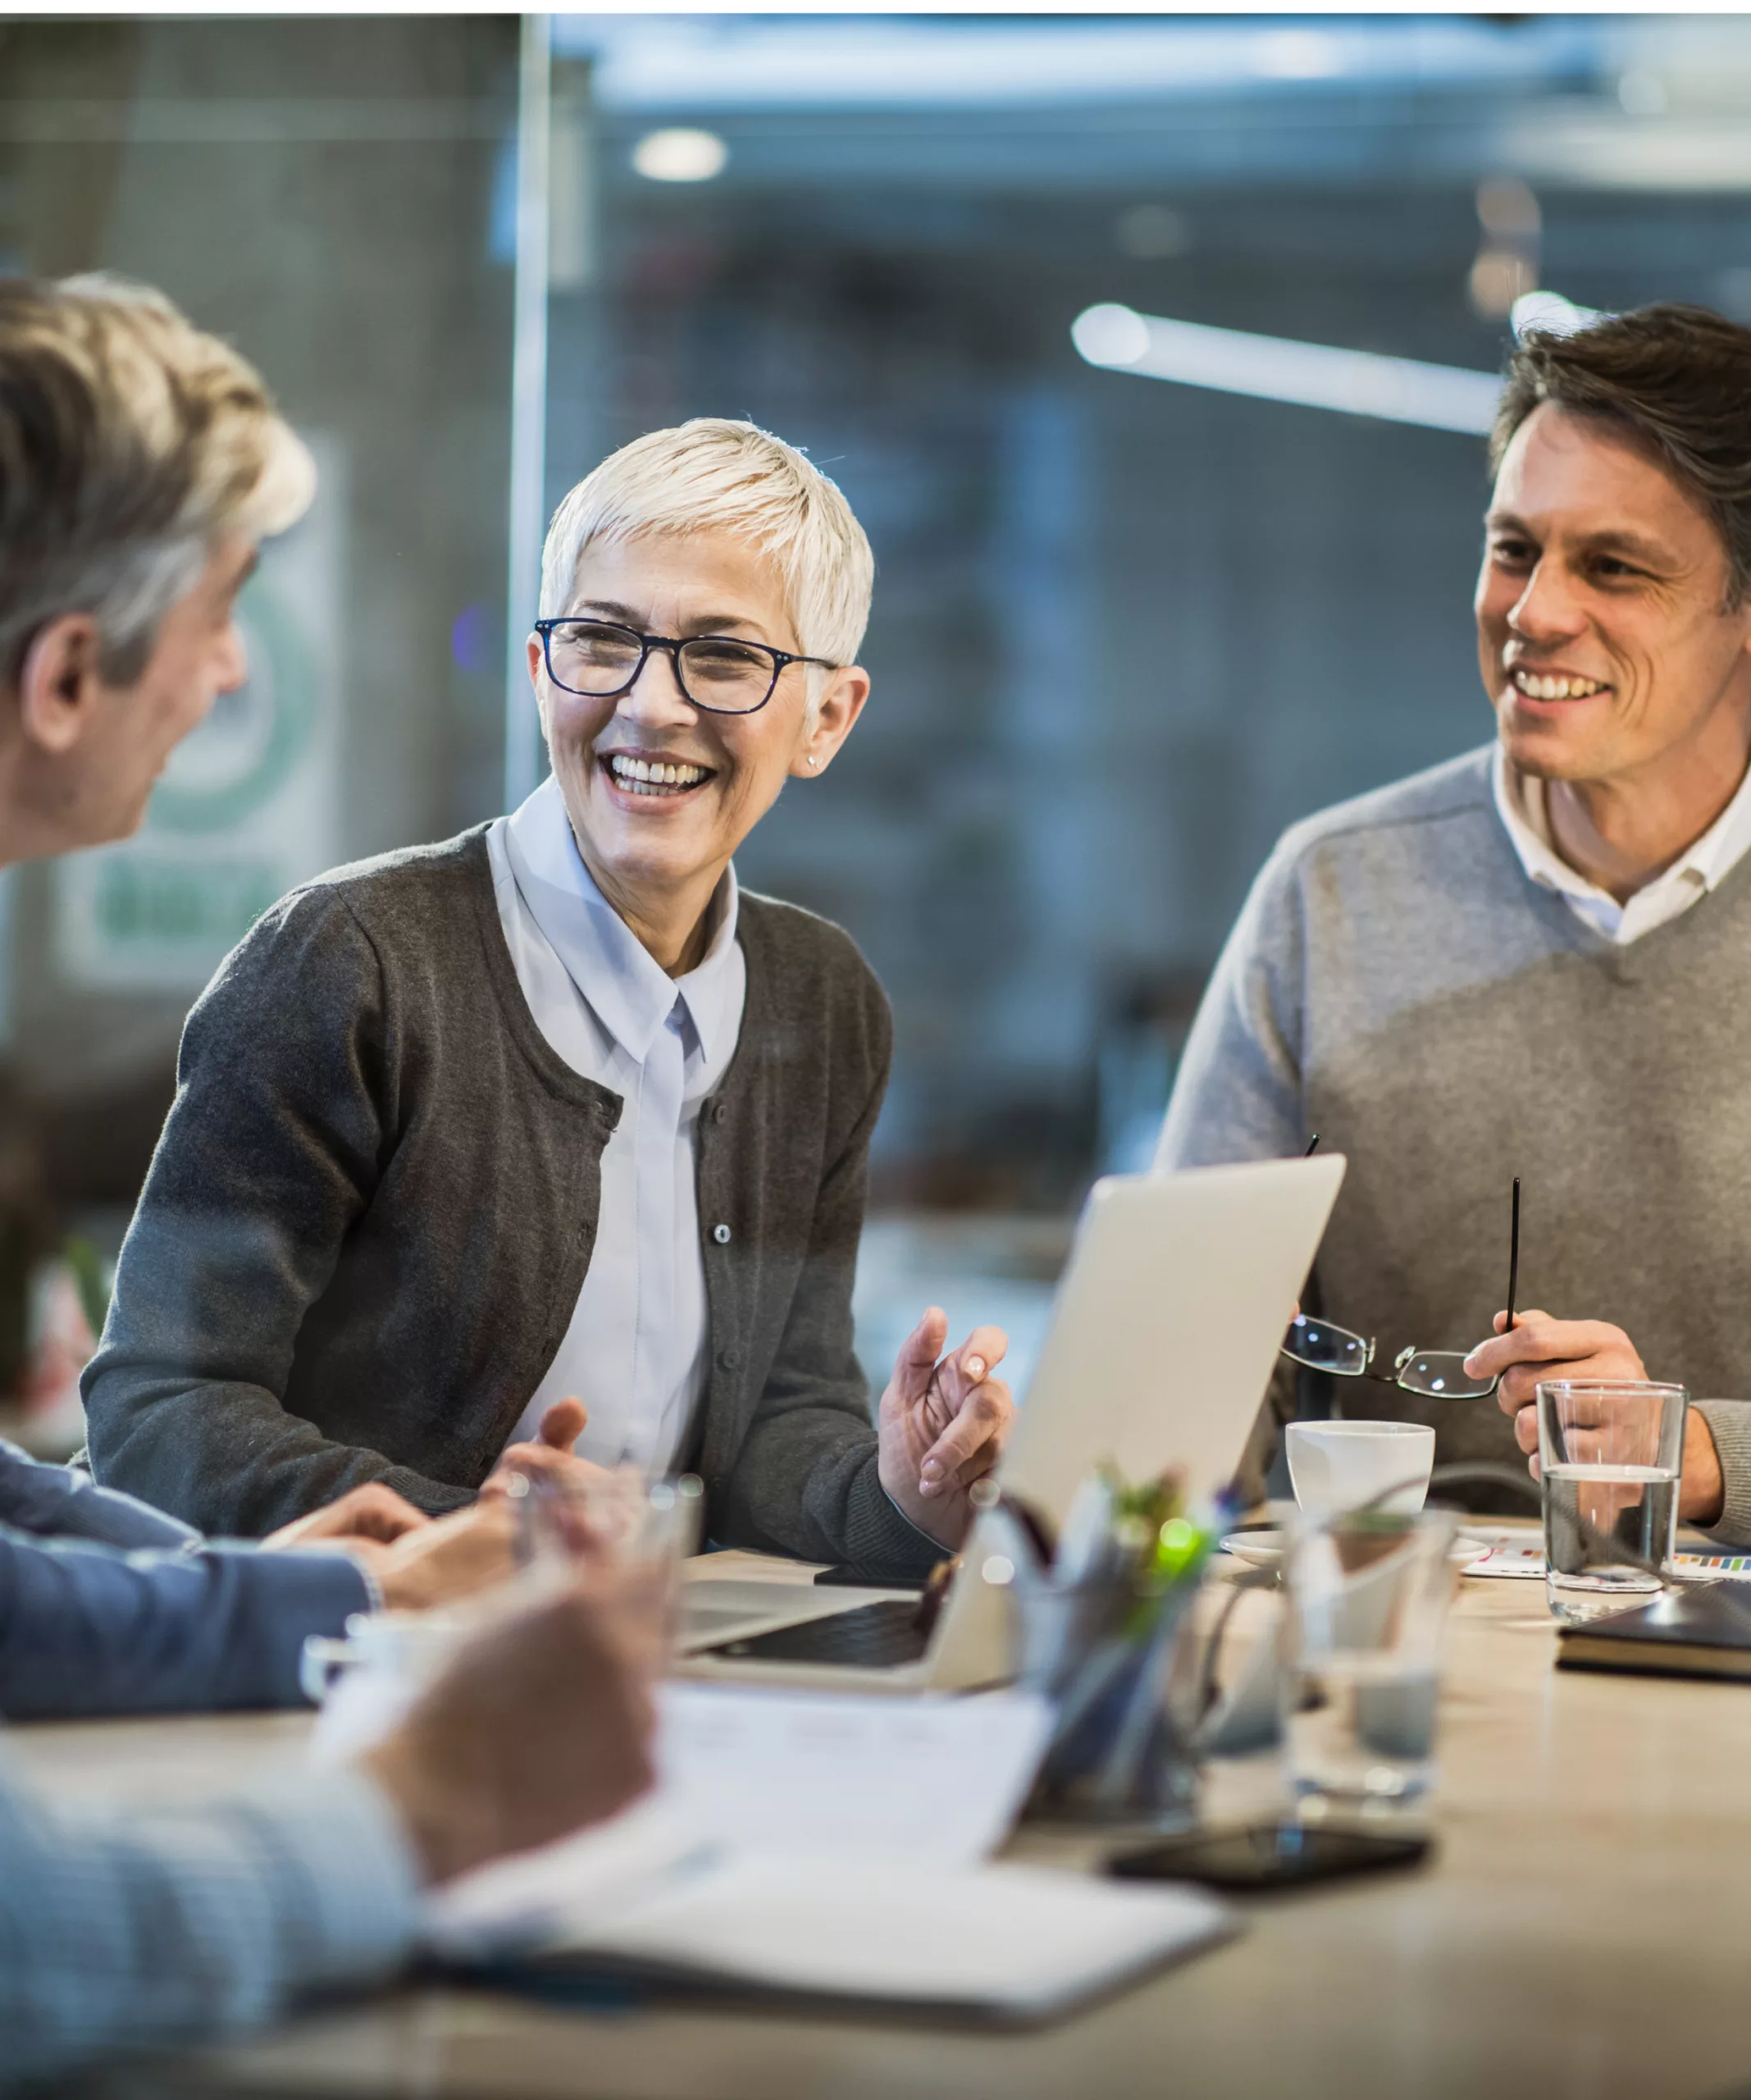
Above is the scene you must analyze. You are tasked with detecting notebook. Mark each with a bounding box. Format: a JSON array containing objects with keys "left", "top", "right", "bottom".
[
  {"left": 439, "top": 1852, "right": 1240, "bottom": 2028},
  {"left": 1555, "top": 1582, "right": 1751, "bottom": 1682}
]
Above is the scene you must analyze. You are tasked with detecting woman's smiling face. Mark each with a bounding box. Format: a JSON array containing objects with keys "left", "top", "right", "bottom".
[{"left": 528, "top": 531, "right": 869, "bottom": 944}]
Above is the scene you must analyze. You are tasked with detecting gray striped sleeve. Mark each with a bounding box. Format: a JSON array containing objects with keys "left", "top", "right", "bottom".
[{"left": 0, "top": 1753, "right": 417, "bottom": 2085}]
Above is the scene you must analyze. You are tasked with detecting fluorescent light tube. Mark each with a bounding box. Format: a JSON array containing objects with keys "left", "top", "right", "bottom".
[{"left": 1072, "top": 304, "right": 1503, "bottom": 436}]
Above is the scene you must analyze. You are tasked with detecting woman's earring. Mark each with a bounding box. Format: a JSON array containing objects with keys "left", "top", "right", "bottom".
[{"left": 807, "top": 756, "right": 819, "bottom": 769}]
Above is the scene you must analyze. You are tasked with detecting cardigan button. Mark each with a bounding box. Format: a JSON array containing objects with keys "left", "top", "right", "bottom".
[
  {"left": 712, "top": 1102, "right": 729, "bottom": 1125},
  {"left": 718, "top": 1345, "right": 741, "bottom": 1371},
  {"left": 712, "top": 1222, "right": 732, "bottom": 1244}
]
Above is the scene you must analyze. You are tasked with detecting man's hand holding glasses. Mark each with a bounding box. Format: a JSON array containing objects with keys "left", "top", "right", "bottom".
[
  {"left": 1466, "top": 1309, "right": 1726, "bottom": 1526},
  {"left": 1279, "top": 1171, "right": 1523, "bottom": 1404}
]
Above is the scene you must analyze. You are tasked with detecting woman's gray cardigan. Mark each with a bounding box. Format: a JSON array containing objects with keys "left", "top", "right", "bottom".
[{"left": 80, "top": 828, "right": 941, "bottom": 1579}]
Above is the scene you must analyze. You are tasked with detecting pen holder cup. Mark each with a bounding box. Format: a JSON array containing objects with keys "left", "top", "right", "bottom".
[{"left": 1017, "top": 1570, "right": 1208, "bottom": 1830}]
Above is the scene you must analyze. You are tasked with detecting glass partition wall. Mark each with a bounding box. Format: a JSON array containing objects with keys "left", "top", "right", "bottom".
[{"left": 0, "top": 16, "right": 517, "bottom": 1443}]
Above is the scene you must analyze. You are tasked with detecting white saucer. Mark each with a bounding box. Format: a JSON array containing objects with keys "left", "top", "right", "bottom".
[{"left": 1220, "top": 1527, "right": 1490, "bottom": 1569}]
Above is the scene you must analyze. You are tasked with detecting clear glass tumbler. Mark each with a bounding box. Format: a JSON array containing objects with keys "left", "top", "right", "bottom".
[
  {"left": 504, "top": 1465, "right": 704, "bottom": 1661},
  {"left": 1280, "top": 1505, "right": 1459, "bottom": 1819},
  {"left": 1537, "top": 1381, "right": 1687, "bottom": 1625}
]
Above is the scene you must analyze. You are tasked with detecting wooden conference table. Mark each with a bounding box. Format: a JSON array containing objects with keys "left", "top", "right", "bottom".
[{"left": 22, "top": 1553, "right": 1751, "bottom": 2100}]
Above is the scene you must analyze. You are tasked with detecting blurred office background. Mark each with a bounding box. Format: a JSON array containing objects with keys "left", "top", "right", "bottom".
[{"left": 6, "top": 11, "right": 1751, "bottom": 1434}]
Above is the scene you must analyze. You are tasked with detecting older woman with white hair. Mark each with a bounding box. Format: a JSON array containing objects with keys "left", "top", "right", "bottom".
[{"left": 84, "top": 418, "right": 1012, "bottom": 1577}]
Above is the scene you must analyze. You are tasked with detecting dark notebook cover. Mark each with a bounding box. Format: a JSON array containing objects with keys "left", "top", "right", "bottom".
[{"left": 1557, "top": 1583, "right": 1751, "bottom": 1680}]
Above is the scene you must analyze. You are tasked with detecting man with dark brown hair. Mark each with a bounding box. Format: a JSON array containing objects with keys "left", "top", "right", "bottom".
[{"left": 1160, "top": 304, "right": 1751, "bottom": 1534}]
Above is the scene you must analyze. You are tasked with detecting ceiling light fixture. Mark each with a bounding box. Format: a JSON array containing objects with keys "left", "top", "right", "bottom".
[
  {"left": 632, "top": 128, "right": 728, "bottom": 182},
  {"left": 1072, "top": 304, "right": 1502, "bottom": 436}
]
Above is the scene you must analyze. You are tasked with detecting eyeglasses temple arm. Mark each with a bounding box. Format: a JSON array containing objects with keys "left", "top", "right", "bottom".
[{"left": 1506, "top": 1176, "right": 1521, "bottom": 1331}]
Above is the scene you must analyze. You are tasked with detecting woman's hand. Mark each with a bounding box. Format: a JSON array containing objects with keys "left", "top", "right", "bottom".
[
  {"left": 877, "top": 1308, "right": 1013, "bottom": 1550},
  {"left": 481, "top": 1399, "right": 617, "bottom": 1502}
]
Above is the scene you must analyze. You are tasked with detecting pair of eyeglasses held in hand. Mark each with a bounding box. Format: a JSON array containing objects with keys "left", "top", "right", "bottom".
[{"left": 1281, "top": 1151, "right": 1520, "bottom": 1403}]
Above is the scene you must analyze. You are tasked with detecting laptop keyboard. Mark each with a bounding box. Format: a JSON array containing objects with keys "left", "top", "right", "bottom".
[{"left": 704, "top": 1597, "right": 930, "bottom": 1669}]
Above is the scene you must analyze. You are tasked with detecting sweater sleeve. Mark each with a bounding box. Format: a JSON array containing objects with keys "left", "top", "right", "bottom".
[
  {"left": 0, "top": 1754, "right": 417, "bottom": 2084},
  {"left": 0, "top": 1527, "right": 370, "bottom": 1719},
  {"left": 714, "top": 981, "right": 942, "bottom": 1582},
  {"left": 1694, "top": 1401, "right": 1751, "bottom": 1549},
  {"left": 81, "top": 886, "right": 477, "bottom": 1534},
  {"left": 1156, "top": 842, "right": 1315, "bottom": 1505},
  {"left": 1156, "top": 839, "right": 1311, "bottom": 1171}
]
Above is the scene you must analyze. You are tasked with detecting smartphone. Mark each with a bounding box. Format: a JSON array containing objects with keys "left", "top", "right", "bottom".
[{"left": 1106, "top": 1820, "right": 1432, "bottom": 1891}]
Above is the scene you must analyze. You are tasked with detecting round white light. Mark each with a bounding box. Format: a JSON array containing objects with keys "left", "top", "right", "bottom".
[
  {"left": 1071, "top": 303, "right": 1151, "bottom": 369},
  {"left": 632, "top": 128, "right": 728, "bottom": 184},
  {"left": 1617, "top": 70, "right": 1667, "bottom": 118}
]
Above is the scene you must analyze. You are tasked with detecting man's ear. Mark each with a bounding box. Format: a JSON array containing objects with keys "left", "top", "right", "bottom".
[{"left": 16, "top": 614, "right": 106, "bottom": 757}]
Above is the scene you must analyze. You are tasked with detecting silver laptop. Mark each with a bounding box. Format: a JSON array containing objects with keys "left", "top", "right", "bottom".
[{"left": 678, "top": 1153, "right": 1345, "bottom": 1691}]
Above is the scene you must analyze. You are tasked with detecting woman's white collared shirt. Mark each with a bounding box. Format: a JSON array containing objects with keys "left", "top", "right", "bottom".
[{"left": 486, "top": 778, "right": 746, "bottom": 1474}]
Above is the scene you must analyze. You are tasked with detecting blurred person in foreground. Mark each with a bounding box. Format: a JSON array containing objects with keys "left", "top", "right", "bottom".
[
  {"left": 0, "top": 274, "right": 658, "bottom": 2084},
  {"left": 84, "top": 418, "right": 1013, "bottom": 1573},
  {"left": 1161, "top": 304, "right": 1751, "bottom": 1539}
]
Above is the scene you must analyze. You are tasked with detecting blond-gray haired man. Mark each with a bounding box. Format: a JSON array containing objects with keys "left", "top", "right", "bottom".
[{"left": 0, "top": 275, "right": 657, "bottom": 2083}]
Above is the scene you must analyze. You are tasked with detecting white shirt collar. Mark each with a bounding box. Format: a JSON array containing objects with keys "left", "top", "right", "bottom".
[
  {"left": 503, "top": 776, "right": 741, "bottom": 1066},
  {"left": 1491, "top": 742, "right": 1751, "bottom": 945}
]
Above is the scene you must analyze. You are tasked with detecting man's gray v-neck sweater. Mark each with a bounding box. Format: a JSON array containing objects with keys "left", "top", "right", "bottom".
[
  {"left": 80, "top": 828, "right": 941, "bottom": 1577},
  {"left": 1160, "top": 743, "right": 1751, "bottom": 1539}
]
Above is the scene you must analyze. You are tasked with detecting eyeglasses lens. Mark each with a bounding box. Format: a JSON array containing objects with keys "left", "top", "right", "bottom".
[
  {"left": 1281, "top": 1316, "right": 1370, "bottom": 1376},
  {"left": 1395, "top": 1350, "right": 1492, "bottom": 1400},
  {"left": 547, "top": 622, "right": 643, "bottom": 692},
  {"left": 675, "top": 637, "right": 777, "bottom": 711}
]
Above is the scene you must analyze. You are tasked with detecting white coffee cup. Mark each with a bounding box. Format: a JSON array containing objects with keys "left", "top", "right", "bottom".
[
  {"left": 1285, "top": 1419, "right": 1436, "bottom": 1518},
  {"left": 299, "top": 1606, "right": 476, "bottom": 1705}
]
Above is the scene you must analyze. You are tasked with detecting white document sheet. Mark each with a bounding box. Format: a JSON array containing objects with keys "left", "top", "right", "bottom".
[
  {"left": 654, "top": 1682, "right": 1052, "bottom": 1861},
  {"left": 425, "top": 1683, "right": 1054, "bottom": 1955}
]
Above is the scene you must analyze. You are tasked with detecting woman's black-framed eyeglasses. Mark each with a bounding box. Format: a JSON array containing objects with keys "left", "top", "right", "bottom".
[
  {"left": 534, "top": 617, "right": 834, "bottom": 717},
  {"left": 1281, "top": 1165, "right": 1521, "bottom": 1403}
]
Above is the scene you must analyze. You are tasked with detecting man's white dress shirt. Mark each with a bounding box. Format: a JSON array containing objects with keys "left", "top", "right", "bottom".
[
  {"left": 486, "top": 778, "right": 746, "bottom": 1474},
  {"left": 1493, "top": 743, "right": 1751, "bottom": 946}
]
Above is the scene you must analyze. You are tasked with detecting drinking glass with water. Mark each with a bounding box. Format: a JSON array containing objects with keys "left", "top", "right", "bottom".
[
  {"left": 1536, "top": 1381, "right": 1687, "bottom": 1624},
  {"left": 1280, "top": 1506, "right": 1459, "bottom": 1819},
  {"left": 504, "top": 1465, "right": 704, "bottom": 1664}
]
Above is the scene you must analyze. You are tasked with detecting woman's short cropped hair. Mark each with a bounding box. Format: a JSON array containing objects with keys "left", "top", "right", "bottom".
[
  {"left": 540, "top": 418, "right": 875, "bottom": 669},
  {"left": 1492, "top": 303, "right": 1751, "bottom": 605},
  {"left": 0, "top": 273, "right": 314, "bottom": 686}
]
